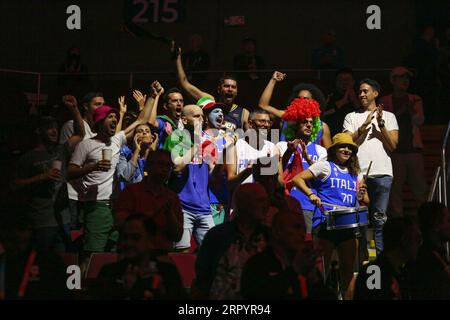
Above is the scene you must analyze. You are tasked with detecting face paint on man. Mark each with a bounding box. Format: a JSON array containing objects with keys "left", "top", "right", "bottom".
[{"left": 208, "top": 108, "right": 224, "bottom": 129}]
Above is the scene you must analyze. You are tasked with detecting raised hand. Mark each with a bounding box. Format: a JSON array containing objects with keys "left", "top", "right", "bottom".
[
  {"left": 132, "top": 90, "right": 147, "bottom": 111},
  {"left": 151, "top": 81, "right": 164, "bottom": 98},
  {"left": 358, "top": 109, "right": 376, "bottom": 136},
  {"left": 134, "top": 133, "right": 143, "bottom": 152},
  {"left": 287, "top": 139, "right": 301, "bottom": 152},
  {"left": 62, "top": 95, "right": 78, "bottom": 109},
  {"left": 272, "top": 71, "right": 286, "bottom": 82},
  {"left": 118, "top": 96, "right": 127, "bottom": 114},
  {"left": 170, "top": 40, "right": 181, "bottom": 60},
  {"left": 376, "top": 103, "right": 384, "bottom": 126}
]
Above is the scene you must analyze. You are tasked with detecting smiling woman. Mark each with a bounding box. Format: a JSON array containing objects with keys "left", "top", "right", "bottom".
[{"left": 292, "top": 133, "right": 368, "bottom": 299}]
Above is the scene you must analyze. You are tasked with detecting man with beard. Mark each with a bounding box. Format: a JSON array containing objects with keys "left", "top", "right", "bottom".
[
  {"left": 172, "top": 43, "right": 250, "bottom": 131},
  {"left": 343, "top": 78, "right": 399, "bottom": 254},
  {"left": 226, "top": 109, "right": 283, "bottom": 190},
  {"left": 13, "top": 95, "right": 85, "bottom": 252},
  {"left": 146, "top": 81, "right": 185, "bottom": 149},
  {"left": 59, "top": 92, "right": 104, "bottom": 231},
  {"left": 67, "top": 96, "right": 154, "bottom": 253},
  {"left": 164, "top": 105, "right": 215, "bottom": 251},
  {"left": 276, "top": 98, "right": 327, "bottom": 236}
]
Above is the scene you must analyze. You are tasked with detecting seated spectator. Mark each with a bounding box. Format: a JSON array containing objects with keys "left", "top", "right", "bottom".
[
  {"left": 193, "top": 183, "right": 270, "bottom": 300},
  {"left": 323, "top": 68, "right": 360, "bottom": 137},
  {"left": 311, "top": 30, "right": 345, "bottom": 70},
  {"left": 233, "top": 38, "right": 265, "bottom": 80},
  {"left": 114, "top": 150, "right": 183, "bottom": 253},
  {"left": 354, "top": 217, "right": 421, "bottom": 300},
  {"left": 241, "top": 210, "right": 333, "bottom": 299},
  {"left": 410, "top": 202, "right": 450, "bottom": 299},
  {"left": 0, "top": 211, "right": 71, "bottom": 299},
  {"left": 13, "top": 96, "right": 85, "bottom": 252},
  {"left": 182, "top": 33, "right": 211, "bottom": 83},
  {"left": 88, "top": 213, "right": 187, "bottom": 299},
  {"left": 380, "top": 66, "right": 427, "bottom": 217}
]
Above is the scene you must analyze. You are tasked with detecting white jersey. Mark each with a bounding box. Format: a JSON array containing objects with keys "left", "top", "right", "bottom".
[{"left": 235, "top": 138, "right": 278, "bottom": 184}]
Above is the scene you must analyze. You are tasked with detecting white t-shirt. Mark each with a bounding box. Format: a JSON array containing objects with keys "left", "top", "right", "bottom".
[
  {"left": 59, "top": 119, "right": 96, "bottom": 144},
  {"left": 343, "top": 110, "right": 398, "bottom": 177},
  {"left": 70, "top": 131, "right": 126, "bottom": 201},
  {"left": 235, "top": 138, "right": 278, "bottom": 184},
  {"left": 308, "top": 160, "right": 349, "bottom": 181},
  {"left": 276, "top": 141, "right": 327, "bottom": 162},
  {"left": 60, "top": 119, "right": 97, "bottom": 200}
]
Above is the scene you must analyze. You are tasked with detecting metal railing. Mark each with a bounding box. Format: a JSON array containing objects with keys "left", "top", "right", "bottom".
[
  {"left": 0, "top": 67, "right": 393, "bottom": 106},
  {"left": 428, "top": 121, "right": 450, "bottom": 261}
]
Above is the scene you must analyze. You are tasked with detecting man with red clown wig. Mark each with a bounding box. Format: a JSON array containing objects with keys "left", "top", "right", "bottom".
[{"left": 276, "top": 97, "right": 327, "bottom": 238}]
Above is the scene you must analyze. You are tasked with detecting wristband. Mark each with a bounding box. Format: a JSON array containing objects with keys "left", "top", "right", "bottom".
[{"left": 307, "top": 193, "right": 314, "bottom": 198}]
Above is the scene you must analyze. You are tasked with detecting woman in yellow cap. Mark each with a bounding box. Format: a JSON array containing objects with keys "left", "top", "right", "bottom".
[{"left": 293, "top": 133, "right": 369, "bottom": 299}]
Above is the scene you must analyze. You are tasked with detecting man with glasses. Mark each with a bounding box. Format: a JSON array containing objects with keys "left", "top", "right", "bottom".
[{"left": 226, "top": 109, "right": 283, "bottom": 188}]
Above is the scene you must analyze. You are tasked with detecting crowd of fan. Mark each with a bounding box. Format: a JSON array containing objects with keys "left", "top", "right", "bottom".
[{"left": 1, "top": 41, "right": 449, "bottom": 300}]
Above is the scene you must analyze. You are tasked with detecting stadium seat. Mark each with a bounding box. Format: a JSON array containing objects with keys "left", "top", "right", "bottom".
[{"left": 168, "top": 253, "right": 197, "bottom": 288}]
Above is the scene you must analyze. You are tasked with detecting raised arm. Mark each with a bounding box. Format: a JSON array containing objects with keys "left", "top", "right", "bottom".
[
  {"left": 258, "top": 71, "right": 286, "bottom": 119},
  {"left": 122, "top": 85, "right": 161, "bottom": 138},
  {"left": 116, "top": 96, "right": 127, "bottom": 133},
  {"left": 62, "top": 95, "right": 85, "bottom": 151},
  {"left": 173, "top": 43, "right": 214, "bottom": 101},
  {"left": 147, "top": 81, "right": 164, "bottom": 128},
  {"left": 321, "top": 122, "right": 332, "bottom": 148}
]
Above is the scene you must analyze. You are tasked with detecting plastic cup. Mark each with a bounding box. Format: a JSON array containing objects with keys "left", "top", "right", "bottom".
[{"left": 102, "top": 148, "right": 112, "bottom": 161}]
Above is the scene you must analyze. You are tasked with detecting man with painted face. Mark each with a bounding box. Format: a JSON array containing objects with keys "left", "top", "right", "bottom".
[
  {"left": 226, "top": 109, "right": 283, "bottom": 191},
  {"left": 164, "top": 105, "right": 215, "bottom": 251},
  {"left": 68, "top": 94, "right": 154, "bottom": 254},
  {"left": 14, "top": 95, "right": 85, "bottom": 252},
  {"left": 202, "top": 102, "right": 234, "bottom": 225},
  {"left": 172, "top": 43, "right": 250, "bottom": 131}
]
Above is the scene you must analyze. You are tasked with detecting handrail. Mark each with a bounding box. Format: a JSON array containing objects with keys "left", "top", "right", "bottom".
[
  {"left": 0, "top": 68, "right": 393, "bottom": 76},
  {"left": 428, "top": 166, "right": 441, "bottom": 202},
  {"left": 442, "top": 121, "right": 450, "bottom": 207}
]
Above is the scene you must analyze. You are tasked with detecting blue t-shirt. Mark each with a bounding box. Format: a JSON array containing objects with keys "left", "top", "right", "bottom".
[
  {"left": 289, "top": 143, "right": 320, "bottom": 211},
  {"left": 312, "top": 161, "right": 358, "bottom": 228},
  {"left": 169, "top": 162, "right": 211, "bottom": 215},
  {"left": 165, "top": 130, "right": 211, "bottom": 215}
]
